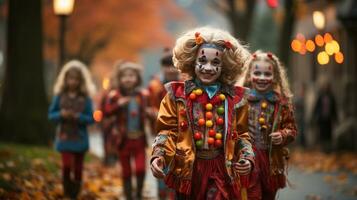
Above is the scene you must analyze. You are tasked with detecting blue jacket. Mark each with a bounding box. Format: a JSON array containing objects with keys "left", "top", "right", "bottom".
[{"left": 48, "top": 95, "right": 94, "bottom": 152}]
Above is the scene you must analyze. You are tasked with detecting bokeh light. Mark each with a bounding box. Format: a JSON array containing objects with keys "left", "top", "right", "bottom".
[
  {"left": 313, "top": 11, "right": 325, "bottom": 30},
  {"left": 317, "top": 51, "right": 329, "bottom": 65},
  {"left": 330, "top": 40, "right": 340, "bottom": 54},
  {"left": 291, "top": 39, "right": 302, "bottom": 52},
  {"left": 296, "top": 33, "right": 306, "bottom": 43},
  {"left": 324, "top": 33, "right": 333, "bottom": 43},
  {"left": 93, "top": 110, "right": 103, "bottom": 122},
  {"left": 335, "top": 52, "right": 344, "bottom": 64},
  {"left": 315, "top": 34, "right": 324, "bottom": 47},
  {"left": 102, "top": 77, "right": 110, "bottom": 90},
  {"left": 325, "top": 42, "right": 334, "bottom": 55},
  {"left": 299, "top": 44, "right": 306, "bottom": 55},
  {"left": 305, "top": 40, "right": 316, "bottom": 52}
]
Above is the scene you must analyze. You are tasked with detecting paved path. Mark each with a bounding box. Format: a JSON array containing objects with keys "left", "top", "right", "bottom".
[{"left": 90, "top": 132, "right": 357, "bottom": 200}]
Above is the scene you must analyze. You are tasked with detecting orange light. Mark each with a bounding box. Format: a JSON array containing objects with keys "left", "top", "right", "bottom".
[
  {"left": 315, "top": 34, "right": 324, "bottom": 47},
  {"left": 305, "top": 40, "right": 316, "bottom": 52},
  {"left": 317, "top": 51, "right": 329, "bottom": 65},
  {"left": 299, "top": 44, "right": 306, "bottom": 55},
  {"left": 324, "top": 33, "right": 333, "bottom": 43},
  {"left": 291, "top": 39, "right": 302, "bottom": 52},
  {"left": 335, "top": 52, "right": 344, "bottom": 64},
  {"left": 102, "top": 78, "right": 110, "bottom": 90},
  {"left": 93, "top": 110, "right": 103, "bottom": 122}
]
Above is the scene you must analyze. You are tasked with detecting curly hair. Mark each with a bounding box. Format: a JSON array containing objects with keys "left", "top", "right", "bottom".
[
  {"left": 243, "top": 51, "right": 293, "bottom": 101},
  {"left": 173, "top": 27, "right": 250, "bottom": 85},
  {"left": 53, "top": 60, "right": 96, "bottom": 96}
]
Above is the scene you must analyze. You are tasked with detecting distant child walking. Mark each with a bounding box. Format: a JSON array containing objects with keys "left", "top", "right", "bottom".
[
  {"left": 48, "top": 60, "right": 96, "bottom": 199},
  {"left": 103, "top": 61, "right": 151, "bottom": 200}
]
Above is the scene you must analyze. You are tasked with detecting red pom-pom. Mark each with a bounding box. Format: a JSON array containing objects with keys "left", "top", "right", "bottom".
[
  {"left": 195, "top": 32, "right": 200, "bottom": 38},
  {"left": 224, "top": 41, "right": 233, "bottom": 49}
]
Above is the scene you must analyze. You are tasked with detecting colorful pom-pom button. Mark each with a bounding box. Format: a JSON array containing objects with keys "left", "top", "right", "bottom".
[
  {"left": 205, "top": 103, "right": 213, "bottom": 111},
  {"left": 180, "top": 121, "right": 188, "bottom": 130},
  {"left": 194, "top": 132, "right": 202, "bottom": 140},
  {"left": 216, "top": 117, "right": 224, "bottom": 125},
  {"left": 189, "top": 93, "right": 197, "bottom": 100},
  {"left": 194, "top": 89, "right": 203, "bottom": 96},
  {"left": 196, "top": 140, "right": 203, "bottom": 147},
  {"left": 219, "top": 94, "right": 226, "bottom": 101},
  {"left": 258, "top": 117, "right": 265, "bottom": 125},
  {"left": 205, "top": 111, "right": 213, "bottom": 119},
  {"left": 208, "top": 137, "right": 215, "bottom": 145},
  {"left": 208, "top": 129, "right": 216, "bottom": 137},
  {"left": 215, "top": 133, "right": 222, "bottom": 140},
  {"left": 206, "top": 120, "right": 213, "bottom": 127},
  {"left": 261, "top": 101, "right": 268, "bottom": 109},
  {"left": 217, "top": 106, "right": 225, "bottom": 115},
  {"left": 214, "top": 139, "right": 223, "bottom": 147},
  {"left": 261, "top": 125, "right": 268, "bottom": 131},
  {"left": 198, "top": 118, "right": 205, "bottom": 126}
]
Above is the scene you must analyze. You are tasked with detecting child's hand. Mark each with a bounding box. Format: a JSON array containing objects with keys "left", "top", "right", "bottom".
[
  {"left": 233, "top": 159, "right": 251, "bottom": 175},
  {"left": 61, "top": 109, "right": 72, "bottom": 119},
  {"left": 270, "top": 131, "right": 283, "bottom": 145},
  {"left": 150, "top": 157, "right": 165, "bottom": 179},
  {"left": 117, "top": 97, "right": 130, "bottom": 106},
  {"left": 145, "top": 107, "right": 157, "bottom": 119}
]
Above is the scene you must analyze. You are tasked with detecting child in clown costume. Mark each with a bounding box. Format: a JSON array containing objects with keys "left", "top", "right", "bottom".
[
  {"left": 243, "top": 51, "right": 297, "bottom": 200},
  {"left": 150, "top": 27, "right": 255, "bottom": 199},
  {"left": 103, "top": 61, "right": 151, "bottom": 200}
]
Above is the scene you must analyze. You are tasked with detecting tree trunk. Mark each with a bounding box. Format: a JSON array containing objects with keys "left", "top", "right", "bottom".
[
  {"left": 0, "top": 0, "right": 51, "bottom": 144},
  {"left": 278, "top": 0, "right": 296, "bottom": 69},
  {"left": 227, "top": 0, "right": 256, "bottom": 42}
]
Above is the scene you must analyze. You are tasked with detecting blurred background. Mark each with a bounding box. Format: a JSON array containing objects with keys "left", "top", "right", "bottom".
[{"left": 0, "top": 0, "right": 356, "bottom": 199}]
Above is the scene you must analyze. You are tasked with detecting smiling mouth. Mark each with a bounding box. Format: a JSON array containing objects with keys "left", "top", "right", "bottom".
[{"left": 256, "top": 82, "right": 269, "bottom": 87}]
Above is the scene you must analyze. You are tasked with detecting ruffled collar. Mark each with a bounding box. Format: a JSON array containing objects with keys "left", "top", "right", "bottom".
[
  {"left": 247, "top": 89, "right": 280, "bottom": 102},
  {"left": 184, "top": 79, "right": 235, "bottom": 98}
]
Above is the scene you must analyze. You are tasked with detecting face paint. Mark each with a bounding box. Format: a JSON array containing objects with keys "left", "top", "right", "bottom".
[
  {"left": 250, "top": 60, "right": 274, "bottom": 93},
  {"left": 195, "top": 47, "right": 223, "bottom": 85}
]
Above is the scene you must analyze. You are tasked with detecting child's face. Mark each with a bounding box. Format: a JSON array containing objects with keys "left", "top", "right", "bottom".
[
  {"left": 162, "top": 65, "right": 179, "bottom": 82},
  {"left": 250, "top": 60, "right": 274, "bottom": 93},
  {"left": 119, "top": 69, "right": 138, "bottom": 90},
  {"left": 65, "top": 69, "right": 81, "bottom": 91},
  {"left": 195, "top": 47, "right": 222, "bottom": 85}
]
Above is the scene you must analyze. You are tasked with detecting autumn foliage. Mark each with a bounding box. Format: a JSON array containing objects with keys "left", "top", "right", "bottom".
[{"left": 43, "top": 0, "right": 185, "bottom": 65}]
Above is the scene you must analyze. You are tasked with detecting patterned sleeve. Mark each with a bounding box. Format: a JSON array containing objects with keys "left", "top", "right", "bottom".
[
  {"left": 151, "top": 93, "right": 178, "bottom": 167},
  {"left": 279, "top": 103, "right": 298, "bottom": 146},
  {"left": 236, "top": 104, "right": 255, "bottom": 166}
]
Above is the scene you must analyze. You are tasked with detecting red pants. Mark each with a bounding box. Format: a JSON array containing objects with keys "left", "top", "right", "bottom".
[
  {"left": 247, "top": 148, "right": 284, "bottom": 200},
  {"left": 61, "top": 152, "right": 85, "bottom": 181},
  {"left": 118, "top": 138, "right": 146, "bottom": 179},
  {"left": 190, "top": 154, "right": 237, "bottom": 200}
]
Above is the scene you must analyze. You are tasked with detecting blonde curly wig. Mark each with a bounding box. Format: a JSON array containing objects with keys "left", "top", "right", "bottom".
[
  {"left": 243, "top": 51, "right": 293, "bottom": 101},
  {"left": 53, "top": 60, "right": 96, "bottom": 96},
  {"left": 173, "top": 27, "right": 250, "bottom": 85}
]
